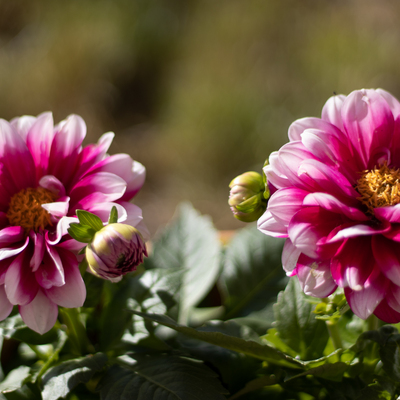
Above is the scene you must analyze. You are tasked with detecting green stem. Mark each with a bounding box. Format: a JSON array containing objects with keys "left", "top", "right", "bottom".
[
  {"left": 326, "top": 320, "right": 343, "bottom": 350},
  {"left": 59, "top": 308, "right": 94, "bottom": 355},
  {"left": 366, "top": 314, "right": 379, "bottom": 331}
]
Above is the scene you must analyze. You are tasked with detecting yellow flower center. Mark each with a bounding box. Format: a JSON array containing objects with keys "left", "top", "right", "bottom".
[
  {"left": 7, "top": 187, "right": 57, "bottom": 233},
  {"left": 356, "top": 162, "right": 400, "bottom": 214}
]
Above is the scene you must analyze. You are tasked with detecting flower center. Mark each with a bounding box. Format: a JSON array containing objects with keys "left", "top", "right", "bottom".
[
  {"left": 7, "top": 187, "right": 57, "bottom": 233},
  {"left": 356, "top": 162, "right": 400, "bottom": 214}
]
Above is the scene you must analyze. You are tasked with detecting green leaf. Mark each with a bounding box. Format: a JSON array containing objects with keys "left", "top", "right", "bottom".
[
  {"left": 41, "top": 353, "right": 108, "bottom": 400},
  {"left": 76, "top": 210, "right": 104, "bottom": 232},
  {"left": 97, "top": 354, "right": 228, "bottom": 400},
  {"left": 67, "top": 223, "right": 96, "bottom": 244},
  {"left": 228, "top": 375, "right": 278, "bottom": 400},
  {"left": 273, "top": 278, "right": 329, "bottom": 360},
  {"left": 144, "top": 203, "right": 221, "bottom": 323},
  {"left": 108, "top": 206, "right": 118, "bottom": 224},
  {"left": 285, "top": 362, "right": 348, "bottom": 382},
  {"left": 130, "top": 311, "right": 303, "bottom": 368},
  {"left": 0, "top": 367, "right": 30, "bottom": 394},
  {"left": 219, "top": 224, "right": 286, "bottom": 330}
]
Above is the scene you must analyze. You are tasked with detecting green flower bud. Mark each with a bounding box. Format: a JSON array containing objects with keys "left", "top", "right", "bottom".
[
  {"left": 86, "top": 223, "right": 147, "bottom": 282},
  {"left": 229, "top": 171, "right": 269, "bottom": 222}
]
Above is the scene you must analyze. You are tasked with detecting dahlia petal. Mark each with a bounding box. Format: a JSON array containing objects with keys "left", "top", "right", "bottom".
[
  {"left": 257, "top": 210, "right": 288, "bottom": 238},
  {"left": 296, "top": 255, "right": 337, "bottom": 297},
  {"left": 41, "top": 198, "right": 70, "bottom": 218},
  {"left": 46, "top": 250, "right": 85, "bottom": 308},
  {"left": 288, "top": 207, "right": 343, "bottom": 259},
  {"left": 46, "top": 216, "right": 79, "bottom": 245},
  {"left": 0, "top": 285, "right": 13, "bottom": 321},
  {"left": 0, "top": 226, "right": 25, "bottom": 244},
  {"left": 264, "top": 152, "right": 290, "bottom": 189},
  {"left": 0, "top": 258, "right": 13, "bottom": 284},
  {"left": 0, "top": 235, "right": 29, "bottom": 261},
  {"left": 372, "top": 235, "right": 400, "bottom": 286},
  {"left": 5, "top": 249, "right": 39, "bottom": 305},
  {"left": 328, "top": 221, "right": 390, "bottom": 243},
  {"left": 321, "top": 94, "right": 346, "bottom": 131},
  {"left": 345, "top": 285, "right": 384, "bottom": 320},
  {"left": 0, "top": 119, "right": 36, "bottom": 190},
  {"left": 10, "top": 115, "right": 36, "bottom": 141},
  {"left": 374, "top": 298, "right": 400, "bottom": 324},
  {"left": 375, "top": 204, "right": 400, "bottom": 223},
  {"left": 53, "top": 114, "right": 86, "bottom": 157},
  {"left": 26, "top": 112, "right": 54, "bottom": 179},
  {"left": 35, "top": 246, "right": 65, "bottom": 289},
  {"left": 376, "top": 88, "right": 400, "bottom": 118},
  {"left": 278, "top": 141, "right": 316, "bottom": 189},
  {"left": 86, "top": 202, "right": 127, "bottom": 224},
  {"left": 303, "top": 193, "right": 368, "bottom": 221},
  {"left": 19, "top": 290, "right": 58, "bottom": 334},
  {"left": 281, "top": 239, "right": 301, "bottom": 276},
  {"left": 268, "top": 187, "right": 309, "bottom": 226},
  {"left": 386, "top": 284, "right": 400, "bottom": 313},
  {"left": 298, "top": 159, "right": 359, "bottom": 201},
  {"left": 342, "top": 89, "right": 394, "bottom": 169},
  {"left": 69, "top": 172, "right": 127, "bottom": 209},
  {"left": 122, "top": 161, "right": 146, "bottom": 200},
  {"left": 30, "top": 231, "right": 45, "bottom": 272},
  {"left": 288, "top": 117, "right": 338, "bottom": 142},
  {"left": 39, "top": 175, "right": 66, "bottom": 197}
]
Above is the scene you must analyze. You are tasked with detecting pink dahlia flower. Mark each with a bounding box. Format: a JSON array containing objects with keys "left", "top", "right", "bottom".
[
  {"left": 0, "top": 112, "right": 148, "bottom": 334},
  {"left": 258, "top": 89, "right": 400, "bottom": 323}
]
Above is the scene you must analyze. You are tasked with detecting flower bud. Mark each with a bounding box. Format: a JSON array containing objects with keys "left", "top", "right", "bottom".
[
  {"left": 85, "top": 223, "right": 147, "bottom": 282},
  {"left": 228, "top": 171, "right": 269, "bottom": 222}
]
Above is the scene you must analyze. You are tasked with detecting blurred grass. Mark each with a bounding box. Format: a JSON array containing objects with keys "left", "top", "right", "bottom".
[{"left": 1, "top": 0, "right": 400, "bottom": 234}]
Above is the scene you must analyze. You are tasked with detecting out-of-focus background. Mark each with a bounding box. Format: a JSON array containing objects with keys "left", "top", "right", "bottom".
[{"left": 1, "top": 0, "right": 399, "bottom": 235}]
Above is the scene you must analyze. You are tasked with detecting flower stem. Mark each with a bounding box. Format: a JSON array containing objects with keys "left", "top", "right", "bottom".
[
  {"left": 366, "top": 314, "right": 379, "bottom": 331},
  {"left": 326, "top": 320, "right": 343, "bottom": 350},
  {"left": 59, "top": 308, "right": 94, "bottom": 355}
]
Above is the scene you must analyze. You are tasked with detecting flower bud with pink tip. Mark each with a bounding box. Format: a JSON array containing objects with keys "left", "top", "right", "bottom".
[{"left": 85, "top": 223, "right": 147, "bottom": 282}]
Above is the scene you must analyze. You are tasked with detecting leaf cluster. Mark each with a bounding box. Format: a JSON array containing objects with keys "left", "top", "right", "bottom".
[{"left": 1, "top": 203, "right": 400, "bottom": 399}]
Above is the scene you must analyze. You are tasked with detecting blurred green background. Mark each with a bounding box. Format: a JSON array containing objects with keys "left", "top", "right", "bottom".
[{"left": 1, "top": 0, "right": 400, "bottom": 235}]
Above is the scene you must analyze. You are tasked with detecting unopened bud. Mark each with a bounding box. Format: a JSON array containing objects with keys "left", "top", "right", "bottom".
[
  {"left": 229, "top": 171, "right": 269, "bottom": 222},
  {"left": 85, "top": 223, "right": 147, "bottom": 282}
]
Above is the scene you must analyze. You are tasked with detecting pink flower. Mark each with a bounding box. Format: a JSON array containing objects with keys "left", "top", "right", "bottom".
[
  {"left": 0, "top": 112, "right": 148, "bottom": 334},
  {"left": 258, "top": 89, "right": 400, "bottom": 323}
]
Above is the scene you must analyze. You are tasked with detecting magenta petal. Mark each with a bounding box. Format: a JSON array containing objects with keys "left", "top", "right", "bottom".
[
  {"left": 372, "top": 235, "right": 400, "bottom": 286},
  {"left": 122, "top": 161, "right": 146, "bottom": 200},
  {"left": 268, "top": 187, "right": 309, "bottom": 226},
  {"left": 296, "top": 254, "right": 337, "bottom": 297},
  {"left": 374, "top": 298, "right": 400, "bottom": 323},
  {"left": 264, "top": 152, "right": 291, "bottom": 190},
  {"left": 35, "top": 246, "right": 65, "bottom": 289},
  {"left": 42, "top": 198, "right": 70, "bottom": 218},
  {"left": 0, "top": 226, "right": 25, "bottom": 245},
  {"left": 0, "top": 235, "right": 29, "bottom": 261},
  {"left": 303, "top": 193, "right": 368, "bottom": 221},
  {"left": 5, "top": 249, "right": 39, "bottom": 305},
  {"left": 321, "top": 94, "right": 346, "bottom": 131},
  {"left": 376, "top": 88, "right": 400, "bottom": 118},
  {"left": 19, "top": 290, "right": 58, "bottom": 334},
  {"left": 342, "top": 89, "right": 394, "bottom": 169},
  {"left": 0, "top": 258, "right": 13, "bottom": 284},
  {"left": 30, "top": 232, "right": 45, "bottom": 272},
  {"left": 46, "top": 216, "right": 79, "bottom": 246},
  {"left": 87, "top": 202, "right": 127, "bottom": 224},
  {"left": 69, "top": 172, "right": 127, "bottom": 209},
  {"left": 10, "top": 115, "right": 36, "bottom": 141},
  {"left": 26, "top": 112, "right": 54, "bottom": 179},
  {"left": 375, "top": 204, "right": 400, "bottom": 223},
  {"left": 0, "top": 285, "right": 13, "bottom": 321},
  {"left": 0, "top": 119, "right": 36, "bottom": 190},
  {"left": 328, "top": 220, "right": 390, "bottom": 243},
  {"left": 281, "top": 239, "right": 301, "bottom": 276},
  {"left": 46, "top": 249, "right": 86, "bottom": 308},
  {"left": 331, "top": 237, "right": 375, "bottom": 289},
  {"left": 288, "top": 207, "right": 343, "bottom": 259},
  {"left": 257, "top": 210, "right": 288, "bottom": 238},
  {"left": 288, "top": 117, "right": 338, "bottom": 142},
  {"left": 345, "top": 284, "right": 385, "bottom": 320},
  {"left": 39, "top": 175, "right": 66, "bottom": 197}
]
